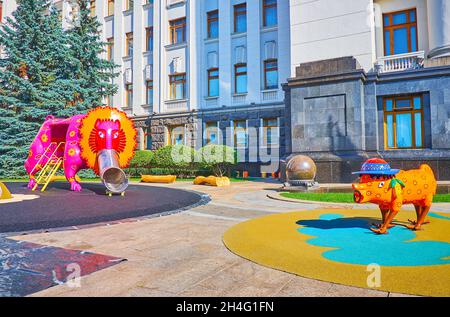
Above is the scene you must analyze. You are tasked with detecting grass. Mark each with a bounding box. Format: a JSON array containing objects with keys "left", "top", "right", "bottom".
[{"left": 280, "top": 192, "right": 450, "bottom": 203}]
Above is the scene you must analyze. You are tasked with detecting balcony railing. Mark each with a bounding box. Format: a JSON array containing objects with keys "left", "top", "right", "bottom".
[
  {"left": 164, "top": 99, "right": 188, "bottom": 112},
  {"left": 376, "top": 51, "right": 425, "bottom": 73},
  {"left": 261, "top": 89, "right": 279, "bottom": 102}
]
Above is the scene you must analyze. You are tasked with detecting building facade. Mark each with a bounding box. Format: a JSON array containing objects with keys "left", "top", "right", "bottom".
[
  {"left": 2, "top": 0, "right": 449, "bottom": 180},
  {"left": 284, "top": 0, "right": 450, "bottom": 182}
]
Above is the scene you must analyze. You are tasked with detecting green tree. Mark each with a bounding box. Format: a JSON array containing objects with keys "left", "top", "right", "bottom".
[
  {"left": 65, "top": 0, "right": 118, "bottom": 111},
  {"left": 0, "top": 0, "right": 73, "bottom": 177},
  {"left": 196, "top": 145, "right": 237, "bottom": 177}
]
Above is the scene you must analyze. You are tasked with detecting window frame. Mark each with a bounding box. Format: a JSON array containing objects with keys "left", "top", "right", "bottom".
[
  {"left": 146, "top": 80, "right": 153, "bottom": 106},
  {"left": 233, "top": 120, "right": 247, "bottom": 148},
  {"left": 126, "top": 0, "right": 134, "bottom": 11},
  {"left": 107, "top": 0, "right": 115, "bottom": 16},
  {"left": 125, "top": 83, "right": 133, "bottom": 108},
  {"left": 263, "top": 59, "right": 278, "bottom": 90},
  {"left": 125, "top": 32, "right": 133, "bottom": 57},
  {"left": 234, "top": 63, "right": 247, "bottom": 94},
  {"left": 169, "top": 73, "right": 186, "bottom": 100},
  {"left": 262, "top": 0, "right": 277, "bottom": 27},
  {"left": 169, "top": 17, "right": 187, "bottom": 45},
  {"left": 382, "top": 8, "right": 418, "bottom": 56},
  {"left": 146, "top": 27, "right": 153, "bottom": 52},
  {"left": 234, "top": 3, "right": 247, "bottom": 33},
  {"left": 262, "top": 118, "right": 279, "bottom": 146},
  {"left": 106, "top": 37, "right": 114, "bottom": 61},
  {"left": 90, "top": 0, "right": 96, "bottom": 16},
  {"left": 207, "top": 68, "right": 219, "bottom": 97},
  {"left": 168, "top": 125, "right": 185, "bottom": 145},
  {"left": 207, "top": 10, "right": 219, "bottom": 39},
  {"left": 383, "top": 94, "right": 424, "bottom": 150}
]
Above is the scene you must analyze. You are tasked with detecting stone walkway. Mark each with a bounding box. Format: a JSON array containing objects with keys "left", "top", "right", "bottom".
[{"left": 11, "top": 180, "right": 438, "bottom": 297}]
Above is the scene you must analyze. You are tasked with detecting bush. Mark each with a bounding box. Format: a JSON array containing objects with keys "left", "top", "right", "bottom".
[
  {"left": 126, "top": 150, "right": 154, "bottom": 177},
  {"left": 153, "top": 145, "right": 196, "bottom": 169},
  {"left": 196, "top": 145, "right": 237, "bottom": 177}
]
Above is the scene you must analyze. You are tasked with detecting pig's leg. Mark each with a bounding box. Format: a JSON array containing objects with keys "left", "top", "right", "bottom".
[
  {"left": 407, "top": 205, "right": 430, "bottom": 228},
  {"left": 372, "top": 207, "right": 395, "bottom": 229},
  {"left": 371, "top": 207, "right": 399, "bottom": 234}
]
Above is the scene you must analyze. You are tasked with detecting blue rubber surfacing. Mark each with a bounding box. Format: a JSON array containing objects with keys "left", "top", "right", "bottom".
[{"left": 297, "top": 213, "right": 450, "bottom": 267}]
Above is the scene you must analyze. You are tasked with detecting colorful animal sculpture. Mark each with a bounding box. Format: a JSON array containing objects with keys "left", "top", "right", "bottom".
[
  {"left": 352, "top": 158, "right": 437, "bottom": 234},
  {"left": 25, "top": 107, "right": 137, "bottom": 193}
]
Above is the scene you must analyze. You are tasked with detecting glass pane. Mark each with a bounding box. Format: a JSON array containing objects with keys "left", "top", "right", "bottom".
[
  {"left": 147, "top": 87, "right": 153, "bottom": 105},
  {"left": 413, "top": 97, "right": 421, "bottom": 109},
  {"left": 411, "top": 26, "right": 417, "bottom": 51},
  {"left": 415, "top": 113, "right": 422, "bottom": 147},
  {"left": 410, "top": 10, "right": 416, "bottom": 22},
  {"left": 236, "top": 130, "right": 246, "bottom": 146},
  {"left": 384, "top": 30, "right": 391, "bottom": 55},
  {"left": 396, "top": 99, "right": 411, "bottom": 109},
  {"left": 210, "top": 21, "right": 219, "bottom": 38},
  {"left": 265, "top": 69, "right": 278, "bottom": 89},
  {"left": 175, "top": 83, "right": 184, "bottom": 99},
  {"left": 236, "top": 14, "right": 247, "bottom": 33},
  {"left": 383, "top": 15, "right": 390, "bottom": 26},
  {"left": 393, "top": 28, "right": 408, "bottom": 54},
  {"left": 393, "top": 12, "right": 407, "bottom": 25},
  {"left": 209, "top": 78, "right": 219, "bottom": 96},
  {"left": 385, "top": 99, "right": 393, "bottom": 111},
  {"left": 176, "top": 28, "right": 184, "bottom": 43},
  {"left": 396, "top": 113, "right": 413, "bottom": 148},
  {"left": 387, "top": 114, "right": 394, "bottom": 148},
  {"left": 264, "top": 7, "right": 277, "bottom": 27},
  {"left": 236, "top": 75, "right": 247, "bottom": 93}
]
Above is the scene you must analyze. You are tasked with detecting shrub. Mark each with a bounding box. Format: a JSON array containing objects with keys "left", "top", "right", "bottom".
[
  {"left": 153, "top": 145, "right": 196, "bottom": 169},
  {"left": 196, "top": 145, "right": 237, "bottom": 177},
  {"left": 127, "top": 150, "right": 154, "bottom": 177}
]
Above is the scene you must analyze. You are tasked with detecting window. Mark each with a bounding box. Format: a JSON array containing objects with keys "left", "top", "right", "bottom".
[
  {"left": 170, "top": 18, "right": 186, "bottom": 45},
  {"left": 144, "top": 128, "right": 152, "bottom": 150},
  {"left": 235, "top": 63, "right": 247, "bottom": 94},
  {"left": 204, "top": 122, "right": 218, "bottom": 145},
  {"left": 169, "top": 73, "right": 186, "bottom": 100},
  {"left": 383, "top": 9, "right": 418, "bottom": 56},
  {"left": 125, "top": 32, "right": 133, "bottom": 57},
  {"left": 264, "top": 59, "right": 278, "bottom": 89},
  {"left": 146, "top": 80, "right": 153, "bottom": 105},
  {"left": 207, "top": 10, "right": 219, "bottom": 39},
  {"left": 234, "top": 3, "right": 247, "bottom": 33},
  {"left": 107, "top": 37, "right": 114, "bottom": 61},
  {"left": 234, "top": 120, "right": 247, "bottom": 148},
  {"left": 383, "top": 95, "right": 424, "bottom": 149},
  {"left": 207, "top": 68, "right": 219, "bottom": 97},
  {"left": 146, "top": 27, "right": 153, "bottom": 52},
  {"left": 168, "top": 125, "right": 185, "bottom": 145},
  {"left": 0, "top": 1, "right": 3, "bottom": 23},
  {"left": 90, "top": 0, "right": 96, "bottom": 16},
  {"left": 107, "top": 0, "right": 114, "bottom": 16},
  {"left": 106, "top": 95, "right": 113, "bottom": 107},
  {"left": 262, "top": 118, "right": 278, "bottom": 146},
  {"left": 144, "top": 0, "right": 154, "bottom": 4},
  {"left": 126, "top": 0, "right": 134, "bottom": 11},
  {"left": 263, "top": 0, "right": 277, "bottom": 27},
  {"left": 125, "top": 84, "right": 133, "bottom": 108}
]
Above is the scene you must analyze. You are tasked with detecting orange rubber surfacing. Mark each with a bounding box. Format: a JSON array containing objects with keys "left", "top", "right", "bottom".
[{"left": 223, "top": 209, "right": 450, "bottom": 296}]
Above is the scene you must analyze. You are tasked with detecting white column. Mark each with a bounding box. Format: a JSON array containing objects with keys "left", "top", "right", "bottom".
[
  {"left": 277, "top": 0, "right": 290, "bottom": 89},
  {"left": 188, "top": 0, "right": 199, "bottom": 110},
  {"left": 427, "top": 0, "right": 450, "bottom": 58},
  {"left": 113, "top": 0, "right": 125, "bottom": 109},
  {"left": 218, "top": 0, "right": 231, "bottom": 108},
  {"left": 153, "top": 0, "right": 162, "bottom": 113},
  {"left": 133, "top": 0, "right": 145, "bottom": 114},
  {"left": 246, "top": 0, "right": 261, "bottom": 102}
]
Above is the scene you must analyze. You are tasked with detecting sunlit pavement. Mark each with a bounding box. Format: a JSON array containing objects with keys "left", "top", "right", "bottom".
[{"left": 10, "top": 179, "right": 442, "bottom": 297}]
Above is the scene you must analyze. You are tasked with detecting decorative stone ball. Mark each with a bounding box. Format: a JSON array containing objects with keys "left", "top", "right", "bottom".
[{"left": 286, "top": 155, "right": 317, "bottom": 181}]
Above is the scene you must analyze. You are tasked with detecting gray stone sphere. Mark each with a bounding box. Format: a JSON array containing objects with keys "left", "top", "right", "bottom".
[{"left": 286, "top": 155, "right": 317, "bottom": 181}]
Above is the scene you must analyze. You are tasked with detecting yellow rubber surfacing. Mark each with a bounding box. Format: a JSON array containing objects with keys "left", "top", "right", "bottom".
[{"left": 223, "top": 209, "right": 450, "bottom": 296}]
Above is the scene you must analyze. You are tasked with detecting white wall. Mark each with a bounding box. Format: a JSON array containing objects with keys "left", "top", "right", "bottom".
[{"left": 290, "top": 0, "right": 376, "bottom": 73}]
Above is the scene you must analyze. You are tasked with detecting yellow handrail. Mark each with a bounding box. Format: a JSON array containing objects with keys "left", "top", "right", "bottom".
[
  {"left": 40, "top": 159, "right": 62, "bottom": 192},
  {"left": 31, "top": 142, "right": 65, "bottom": 192}
]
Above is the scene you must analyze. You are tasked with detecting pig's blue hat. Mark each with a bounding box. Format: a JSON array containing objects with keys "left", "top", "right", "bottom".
[{"left": 352, "top": 158, "right": 400, "bottom": 175}]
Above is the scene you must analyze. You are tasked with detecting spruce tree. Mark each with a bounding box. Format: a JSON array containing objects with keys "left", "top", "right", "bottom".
[{"left": 65, "top": 0, "right": 118, "bottom": 111}]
